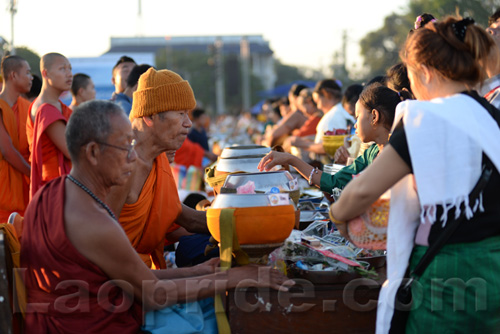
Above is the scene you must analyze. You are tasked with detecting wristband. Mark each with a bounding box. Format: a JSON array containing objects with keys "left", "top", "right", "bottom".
[
  {"left": 308, "top": 167, "right": 318, "bottom": 186},
  {"left": 329, "top": 209, "right": 345, "bottom": 225}
]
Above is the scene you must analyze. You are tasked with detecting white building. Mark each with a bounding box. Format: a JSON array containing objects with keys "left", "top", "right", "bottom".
[{"left": 104, "top": 35, "right": 277, "bottom": 90}]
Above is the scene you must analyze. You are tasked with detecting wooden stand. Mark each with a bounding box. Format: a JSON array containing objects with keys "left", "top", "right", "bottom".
[{"left": 226, "top": 277, "right": 383, "bottom": 333}]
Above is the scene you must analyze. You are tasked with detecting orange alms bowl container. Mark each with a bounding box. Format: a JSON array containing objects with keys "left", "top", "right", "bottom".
[{"left": 207, "top": 205, "right": 296, "bottom": 245}]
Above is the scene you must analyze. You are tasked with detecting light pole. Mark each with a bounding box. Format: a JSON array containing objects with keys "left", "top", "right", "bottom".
[
  {"left": 9, "top": 0, "right": 17, "bottom": 55},
  {"left": 214, "top": 38, "right": 225, "bottom": 115},
  {"left": 240, "top": 36, "right": 251, "bottom": 112}
]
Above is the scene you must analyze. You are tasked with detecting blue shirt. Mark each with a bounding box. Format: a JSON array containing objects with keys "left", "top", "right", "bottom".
[
  {"left": 187, "top": 128, "right": 209, "bottom": 151},
  {"left": 114, "top": 93, "right": 132, "bottom": 116}
]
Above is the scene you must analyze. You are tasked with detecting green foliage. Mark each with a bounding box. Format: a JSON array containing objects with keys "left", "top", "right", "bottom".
[
  {"left": 409, "top": 0, "right": 497, "bottom": 27},
  {"left": 359, "top": 0, "right": 500, "bottom": 80},
  {"left": 14, "top": 46, "right": 41, "bottom": 77},
  {"left": 274, "top": 59, "right": 309, "bottom": 86},
  {"left": 156, "top": 48, "right": 213, "bottom": 110},
  {"left": 156, "top": 48, "right": 265, "bottom": 115},
  {"left": 360, "top": 13, "right": 412, "bottom": 78}
]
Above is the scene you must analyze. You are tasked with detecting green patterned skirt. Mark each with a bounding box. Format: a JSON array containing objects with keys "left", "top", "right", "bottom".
[{"left": 406, "top": 235, "right": 500, "bottom": 334}]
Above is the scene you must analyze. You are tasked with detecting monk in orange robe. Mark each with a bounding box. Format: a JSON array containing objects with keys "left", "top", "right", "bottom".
[
  {"left": 0, "top": 55, "right": 33, "bottom": 221},
  {"left": 28, "top": 53, "right": 72, "bottom": 199},
  {"left": 22, "top": 100, "right": 289, "bottom": 333},
  {"left": 108, "top": 68, "right": 209, "bottom": 269},
  {"left": 119, "top": 153, "right": 184, "bottom": 268}
]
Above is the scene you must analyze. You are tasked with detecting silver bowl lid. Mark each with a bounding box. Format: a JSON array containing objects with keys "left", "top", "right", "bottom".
[
  {"left": 215, "top": 155, "right": 265, "bottom": 173},
  {"left": 211, "top": 193, "right": 294, "bottom": 209},
  {"left": 221, "top": 170, "right": 298, "bottom": 192},
  {"left": 220, "top": 145, "right": 271, "bottom": 159}
]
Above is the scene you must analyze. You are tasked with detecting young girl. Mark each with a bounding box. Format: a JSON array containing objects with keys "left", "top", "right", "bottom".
[{"left": 258, "top": 83, "right": 406, "bottom": 193}]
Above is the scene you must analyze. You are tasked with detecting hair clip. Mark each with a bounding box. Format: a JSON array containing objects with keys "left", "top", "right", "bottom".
[
  {"left": 414, "top": 16, "right": 437, "bottom": 29},
  {"left": 414, "top": 16, "right": 423, "bottom": 29},
  {"left": 452, "top": 17, "right": 475, "bottom": 42}
]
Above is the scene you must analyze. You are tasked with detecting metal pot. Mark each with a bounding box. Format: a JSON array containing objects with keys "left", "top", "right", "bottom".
[
  {"left": 221, "top": 170, "right": 297, "bottom": 192},
  {"left": 211, "top": 193, "right": 294, "bottom": 209},
  {"left": 220, "top": 145, "right": 271, "bottom": 159},
  {"left": 215, "top": 155, "right": 266, "bottom": 174}
]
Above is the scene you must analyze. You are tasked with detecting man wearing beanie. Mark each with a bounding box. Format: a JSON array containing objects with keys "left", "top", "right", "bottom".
[{"left": 107, "top": 67, "right": 208, "bottom": 269}]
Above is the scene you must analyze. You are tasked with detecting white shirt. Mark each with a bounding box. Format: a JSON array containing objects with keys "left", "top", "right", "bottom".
[
  {"left": 479, "top": 74, "right": 500, "bottom": 109},
  {"left": 314, "top": 103, "right": 355, "bottom": 143}
]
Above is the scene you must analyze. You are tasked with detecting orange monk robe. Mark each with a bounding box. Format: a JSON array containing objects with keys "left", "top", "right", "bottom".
[
  {"left": 0, "top": 99, "right": 29, "bottom": 221},
  {"left": 10, "top": 97, "right": 31, "bottom": 205},
  {"left": 11, "top": 97, "right": 31, "bottom": 162},
  {"left": 119, "top": 153, "right": 182, "bottom": 269},
  {"left": 28, "top": 102, "right": 72, "bottom": 200},
  {"left": 174, "top": 138, "right": 205, "bottom": 168}
]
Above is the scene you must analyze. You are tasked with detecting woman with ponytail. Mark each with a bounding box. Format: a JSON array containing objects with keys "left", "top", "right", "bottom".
[{"left": 330, "top": 16, "right": 500, "bottom": 333}]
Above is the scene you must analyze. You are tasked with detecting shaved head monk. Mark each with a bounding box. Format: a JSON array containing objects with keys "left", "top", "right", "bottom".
[
  {"left": 107, "top": 68, "right": 210, "bottom": 269},
  {"left": 27, "top": 52, "right": 73, "bottom": 199},
  {"left": 0, "top": 55, "right": 33, "bottom": 220},
  {"left": 21, "top": 100, "right": 292, "bottom": 333},
  {"left": 69, "top": 73, "right": 96, "bottom": 109}
]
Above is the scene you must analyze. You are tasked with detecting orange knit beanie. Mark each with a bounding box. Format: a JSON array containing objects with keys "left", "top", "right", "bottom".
[{"left": 130, "top": 68, "right": 196, "bottom": 119}]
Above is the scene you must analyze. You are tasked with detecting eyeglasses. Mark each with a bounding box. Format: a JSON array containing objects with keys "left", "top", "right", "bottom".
[{"left": 96, "top": 139, "right": 136, "bottom": 159}]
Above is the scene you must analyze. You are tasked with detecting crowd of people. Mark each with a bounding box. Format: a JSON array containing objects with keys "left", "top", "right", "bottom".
[{"left": 0, "top": 8, "right": 499, "bottom": 334}]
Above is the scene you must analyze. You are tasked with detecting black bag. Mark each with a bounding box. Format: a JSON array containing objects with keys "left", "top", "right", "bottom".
[{"left": 388, "top": 157, "right": 493, "bottom": 334}]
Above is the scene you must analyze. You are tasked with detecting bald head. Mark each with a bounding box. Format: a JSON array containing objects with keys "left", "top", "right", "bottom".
[
  {"left": 1, "top": 55, "right": 28, "bottom": 81},
  {"left": 41, "top": 52, "right": 67, "bottom": 71}
]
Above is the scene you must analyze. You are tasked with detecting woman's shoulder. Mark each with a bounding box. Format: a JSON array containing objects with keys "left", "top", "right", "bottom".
[
  {"left": 399, "top": 94, "right": 477, "bottom": 110},
  {"left": 395, "top": 95, "right": 465, "bottom": 122}
]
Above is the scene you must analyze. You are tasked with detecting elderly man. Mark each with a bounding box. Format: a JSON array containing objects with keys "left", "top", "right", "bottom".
[
  {"left": 108, "top": 68, "right": 210, "bottom": 269},
  {"left": 21, "top": 100, "right": 292, "bottom": 333}
]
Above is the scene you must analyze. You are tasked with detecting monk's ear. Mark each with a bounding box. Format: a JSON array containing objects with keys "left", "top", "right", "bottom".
[
  {"left": 9, "top": 70, "right": 17, "bottom": 81},
  {"left": 143, "top": 116, "right": 154, "bottom": 127},
  {"left": 41, "top": 69, "right": 48, "bottom": 79},
  {"left": 85, "top": 142, "right": 100, "bottom": 166}
]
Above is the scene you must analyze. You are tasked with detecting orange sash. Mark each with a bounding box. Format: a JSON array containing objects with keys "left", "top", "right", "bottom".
[
  {"left": 119, "top": 154, "right": 182, "bottom": 269},
  {"left": 29, "top": 102, "right": 72, "bottom": 200},
  {"left": 0, "top": 100, "right": 26, "bottom": 221}
]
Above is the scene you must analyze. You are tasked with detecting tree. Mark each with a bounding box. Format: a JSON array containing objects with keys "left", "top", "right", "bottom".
[
  {"left": 155, "top": 49, "right": 264, "bottom": 115},
  {"left": 360, "top": 13, "right": 412, "bottom": 78},
  {"left": 15, "top": 46, "right": 41, "bottom": 77},
  {"left": 274, "top": 59, "right": 309, "bottom": 86},
  {"left": 409, "top": 0, "right": 498, "bottom": 27},
  {"left": 359, "top": 0, "right": 500, "bottom": 80}
]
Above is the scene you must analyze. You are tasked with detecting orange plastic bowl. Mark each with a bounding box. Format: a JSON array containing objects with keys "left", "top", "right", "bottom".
[{"left": 207, "top": 205, "right": 296, "bottom": 245}]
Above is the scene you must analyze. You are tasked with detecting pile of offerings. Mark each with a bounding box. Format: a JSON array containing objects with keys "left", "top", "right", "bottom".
[{"left": 269, "top": 221, "right": 385, "bottom": 283}]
